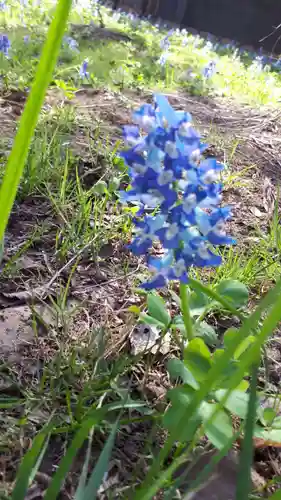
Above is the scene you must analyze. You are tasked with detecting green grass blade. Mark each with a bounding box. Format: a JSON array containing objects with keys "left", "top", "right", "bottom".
[
  {"left": 28, "top": 433, "right": 51, "bottom": 485},
  {"left": 236, "top": 363, "right": 259, "bottom": 500},
  {"left": 0, "top": 0, "right": 72, "bottom": 241},
  {"left": 74, "top": 428, "right": 94, "bottom": 499},
  {"left": 78, "top": 420, "right": 119, "bottom": 500},
  {"left": 12, "top": 429, "right": 50, "bottom": 500},
  {"left": 44, "top": 410, "right": 103, "bottom": 500}
]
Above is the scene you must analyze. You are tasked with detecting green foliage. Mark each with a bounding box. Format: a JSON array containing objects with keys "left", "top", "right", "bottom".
[
  {"left": 2, "top": 2, "right": 281, "bottom": 499},
  {"left": 147, "top": 293, "right": 171, "bottom": 327},
  {"left": 3, "top": 1, "right": 281, "bottom": 105},
  {"left": 0, "top": 0, "right": 73, "bottom": 240},
  {"left": 216, "top": 279, "right": 249, "bottom": 307}
]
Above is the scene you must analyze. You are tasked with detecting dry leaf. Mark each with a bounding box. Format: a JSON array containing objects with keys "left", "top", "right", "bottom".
[
  {"left": 130, "top": 324, "right": 160, "bottom": 355},
  {"left": 249, "top": 206, "right": 263, "bottom": 218},
  {"left": 130, "top": 324, "right": 171, "bottom": 355},
  {"left": 262, "top": 177, "right": 276, "bottom": 215}
]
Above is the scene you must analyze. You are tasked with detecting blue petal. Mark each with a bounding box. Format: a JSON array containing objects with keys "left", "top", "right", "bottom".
[
  {"left": 156, "top": 227, "right": 181, "bottom": 249},
  {"left": 129, "top": 237, "right": 152, "bottom": 255},
  {"left": 119, "top": 189, "right": 141, "bottom": 204},
  {"left": 199, "top": 158, "right": 224, "bottom": 175},
  {"left": 134, "top": 104, "right": 155, "bottom": 120},
  {"left": 147, "top": 214, "right": 167, "bottom": 232},
  {"left": 194, "top": 208, "right": 211, "bottom": 234},
  {"left": 164, "top": 154, "right": 189, "bottom": 179},
  {"left": 168, "top": 268, "right": 189, "bottom": 283},
  {"left": 154, "top": 94, "right": 179, "bottom": 127},
  {"left": 123, "top": 125, "right": 140, "bottom": 141},
  {"left": 194, "top": 250, "right": 222, "bottom": 267},
  {"left": 120, "top": 150, "right": 146, "bottom": 168},
  {"left": 141, "top": 274, "right": 167, "bottom": 290},
  {"left": 176, "top": 111, "right": 192, "bottom": 123},
  {"left": 209, "top": 207, "right": 232, "bottom": 225},
  {"left": 154, "top": 127, "right": 174, "bottom": 150},
  {"left": 207, "top": 232, "right": 236, "bottom": 245},
  {"left": 160, "top": 188, "right": 178, "bottom": 211},
  {"left": 148, "top": 252, "right": 173, "bottom": 270}
]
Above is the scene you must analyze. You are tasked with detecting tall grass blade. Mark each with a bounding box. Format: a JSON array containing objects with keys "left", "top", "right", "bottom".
[
  {"left": 12, "top": 429, "right": 50, "bottom": 500},
  {"left": 0, "top": 0, "right": 72, "bottom": 241},
  {"left": 236, "top": 363, "right": 259, "bottom": 500},
  {"left": 74, "top": 428, "right": 94, "bottom": 499},
  {"left": 44, "top": 410, "right": 103, "bottom": 500},
  {"left": 76, "top": 420, "right": 119, "bottom": 500}
]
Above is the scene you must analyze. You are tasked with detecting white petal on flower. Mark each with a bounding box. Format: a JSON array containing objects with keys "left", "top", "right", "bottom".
[
  {"left": 200, "top": 194, "right": 222, "bottom": 208},
  {"left": 182, "top": 243, "right": 193, "bottom": 256},
  {"left": 148, "top": 214, "right": 167, "bottom": 232},
  {"left": 173, "top": 258, "right": 186, "bottom": 277},
  {"left": 195, "top": 207, "right": 211, "bottom": 235},
  {"left": 197, "top": 243, "right": 210, "bottom": 260},
  {"left": 165, "top": 223, "right": 179, "bottom": 240},
  {"left": 157, "top": 169, "right": 174, "bottom": 186},
  {"left": 186, "top": 170, "right": 198, "bottom": 184},
  {"left": 182, "top": 193, "right": 197, "bottom": 213},
  {"left": 178, "top": 179, "right": 189, "bottom": 191},
  {"left": 137, "top": 232, "right": 154, "bottom": 245},
  {"left": 141, "top": 115, "right": 156, "bottom": 132},
  {"left": 132, "top": 162, "right": 147, "bottom": 175},
  {"left": 178, "top": 121, "right": 192, "bottom": 137},
  {"left": 142, "top": 191, "right": 164, "bottom": 207},
  {"left": 190, "top": 148, "right": 201, "bottom": 165},
  {"left": 203, "top": 169, "right": 219, "bottom": 184},
  {"left": 165, "top": 141, "right": 179, "bottom": 159},
  {"left": 212, "top": 220, "right": 226, "bottom": 236}
]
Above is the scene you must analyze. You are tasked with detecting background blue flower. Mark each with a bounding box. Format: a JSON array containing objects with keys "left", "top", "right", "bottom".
[{"left": 0, "top": 34, "right": 11, "bottom": 57}]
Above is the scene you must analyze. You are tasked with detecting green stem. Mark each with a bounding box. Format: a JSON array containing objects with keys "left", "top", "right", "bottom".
[
  {"left": 236, "top": 360, "right": 259, "bottom": 500},
  {"left": 179, "top": 282, "right": 193, "bottom": 342}
]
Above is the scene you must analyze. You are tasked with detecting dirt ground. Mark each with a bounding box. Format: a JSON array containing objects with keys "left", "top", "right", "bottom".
[{"left": 1, "top": 87, "right": 281, "bottom": 498}]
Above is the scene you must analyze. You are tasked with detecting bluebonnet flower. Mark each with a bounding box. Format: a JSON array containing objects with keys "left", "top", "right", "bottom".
[
  {"left": 202, "top": 60, "right": 216, "bottom": 79},
  {"left": 160, "top": 36, "right": 170, "bottom": 51},
  {"left": 79, "top": 59, "right": 89, "bottom": 79},
  {"left": 158, "top": 52, "right": 169, "bottom": 66},
  {"left": 63, "top": 36, "right": 79, "bottom": 52},
  {"left": 119, "top": 95, "right": 235, "bottom": 289},
  {"left": 205, "top": 40, "right": 213, "bottom": 51},
  {"left": 273, "top": 58, "right": 281, "bottom": 71},
  {"left": 160, "top": 29, "right": 174, "bottom": 51},
  {"left": 0, "top": 34, "right": 10, "bottom": 57},
  {"left": 23, "top": 35, "right": 29, "bottom": 43}
]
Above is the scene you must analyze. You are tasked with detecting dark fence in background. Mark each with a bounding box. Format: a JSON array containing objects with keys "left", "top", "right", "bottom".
[{"left": 112, "top": 0, "right": 281, "bottom": 53}]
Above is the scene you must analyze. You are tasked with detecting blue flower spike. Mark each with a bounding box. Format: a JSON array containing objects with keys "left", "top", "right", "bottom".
[
  {"left": 119, "top": 95, "right": 235, "bottom": 289},
  {"left": 0, "top": 34, "right": 11, "bottom": 57},
  {"left": 79, "top": 59, "right": 89, "bottom": 79}
]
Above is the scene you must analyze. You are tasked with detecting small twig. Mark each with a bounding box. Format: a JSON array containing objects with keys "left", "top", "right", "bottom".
[
  {"left": 260, "top": 23, "right": 281, "bottom": 42},
  {"left": 42, "top": 239, "right": 96, "bottom": 293}
]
